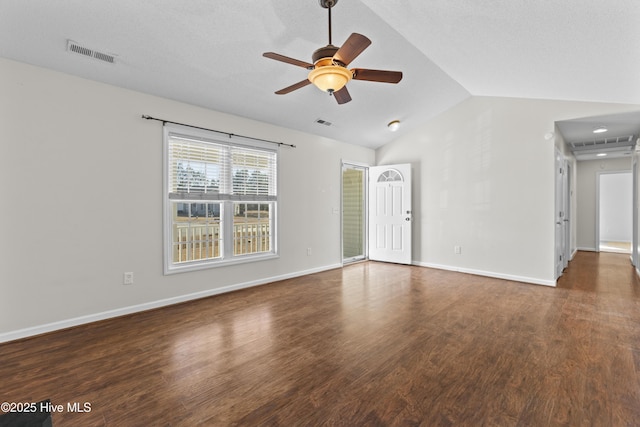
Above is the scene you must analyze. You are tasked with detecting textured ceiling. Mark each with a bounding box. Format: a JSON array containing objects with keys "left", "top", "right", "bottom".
[
  {"left": 1, "top": 0, "right": 639, "bottom": 149},
  {"left": 363, "top": 0, "right": 640, "bottom": 104}
]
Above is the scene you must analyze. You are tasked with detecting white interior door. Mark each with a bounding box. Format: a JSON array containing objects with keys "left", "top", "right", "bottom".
[
  {"left": 555, "top": 150, "right": 566, "bottom": 279},
  {"left": 562, "top": 160, "right": 570, "bottom": 270},
  {"left": 368, "top": 164, "right": 412, "bottom": 264}
]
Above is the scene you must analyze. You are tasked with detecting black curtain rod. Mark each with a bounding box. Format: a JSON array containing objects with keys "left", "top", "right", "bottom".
[{"left": 141, "top": 115, "right": 296, "bottom": 148}]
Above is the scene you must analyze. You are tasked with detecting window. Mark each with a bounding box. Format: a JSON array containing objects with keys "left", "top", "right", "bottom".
[
  {"left": 163, "top": 124, "right": 278, "bottom": 273},
  {"left": 342, "top": 163, "right": 367, "bottom": 263}
]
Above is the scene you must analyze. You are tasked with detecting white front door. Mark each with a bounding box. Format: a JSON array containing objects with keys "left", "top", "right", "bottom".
[{"left": 368, "top": 164, "right": 412, "bottom": 264}]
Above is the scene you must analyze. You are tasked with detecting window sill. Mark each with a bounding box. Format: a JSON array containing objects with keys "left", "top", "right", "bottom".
[{"left": 164, "top": 252, "right": 279, "bottom": 275}]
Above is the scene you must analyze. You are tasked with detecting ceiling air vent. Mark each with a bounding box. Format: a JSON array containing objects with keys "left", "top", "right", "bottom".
[
  {"left": 67, "top": 40, "right": 116, "bottom": 64},
  {"left": 315, "top": 118, "right": 332, "bottom": 127}
]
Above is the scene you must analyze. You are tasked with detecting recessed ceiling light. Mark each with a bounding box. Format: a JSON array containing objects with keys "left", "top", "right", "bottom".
[
  {"left": 387, "top": 120, "right": 400, "bottom": 132},
  {"left": 593, "top": 126, "right": 608, "bottom": 134},
  {"left": 596, "top": 153, "right": 607, "bottom": 157}
]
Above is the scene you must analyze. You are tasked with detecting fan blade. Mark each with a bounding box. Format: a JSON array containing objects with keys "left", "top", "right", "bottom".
[
  {"left": 333, "top": 33, "right": 371, "bottom": 66},
  {"left": 263, "top": 52, "right": 314, "bottom": 69},
  {"left": 275, "top": 79, "right": 312, "bottom": 95},
  {"left": 352, "top": 68, "right": 403, "bottom": 84},
  {"left": 333, "top": 86, "right": 352, "bottom": 104}
]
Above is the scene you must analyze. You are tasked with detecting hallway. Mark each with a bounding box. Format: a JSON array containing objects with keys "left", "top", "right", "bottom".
[{"left": 559, "top": 250, "right": 640, "bottom": 296}]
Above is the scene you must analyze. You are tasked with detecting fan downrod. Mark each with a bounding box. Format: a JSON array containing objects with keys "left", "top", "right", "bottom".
[{"left": 319, "top": 0, "right": 338, "bottom": 8}]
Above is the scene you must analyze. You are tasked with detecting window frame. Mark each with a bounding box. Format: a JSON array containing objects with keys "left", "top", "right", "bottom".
[{"left": 163, "top": 124, "right": 279, "bottom": 274}]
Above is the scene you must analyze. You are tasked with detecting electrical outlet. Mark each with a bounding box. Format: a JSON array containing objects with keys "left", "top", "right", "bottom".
[
  {"left": 307, "top": 247, "right": 312, "bottom": 256},
  {"left": 123, "top": 272, "right": 134, "bottom": 285},
  {"left": 454, "top": 246, "right": 462, "bottom": 255}
]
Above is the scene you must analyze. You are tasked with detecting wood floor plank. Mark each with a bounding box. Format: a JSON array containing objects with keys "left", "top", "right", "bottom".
[{"left": 1, "top": 252, "right": 640, "bottom": 426}]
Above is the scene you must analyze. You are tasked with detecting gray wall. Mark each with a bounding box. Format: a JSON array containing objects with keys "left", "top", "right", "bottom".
[
  {"left": 0, "top": 58, "right": 375, "bottom": 341},
  {"left": 377, "top": 96, "right": 640, "bottom": 284}
]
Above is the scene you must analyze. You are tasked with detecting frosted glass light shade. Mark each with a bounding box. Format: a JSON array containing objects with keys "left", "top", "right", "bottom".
[{"left": 308, "top": 65, "right": 352, "bottom": 93}]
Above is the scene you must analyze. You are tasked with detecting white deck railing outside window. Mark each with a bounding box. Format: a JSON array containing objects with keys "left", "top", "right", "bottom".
[{"left": 173, "top": 221, "right": 271, "bottom": 263}]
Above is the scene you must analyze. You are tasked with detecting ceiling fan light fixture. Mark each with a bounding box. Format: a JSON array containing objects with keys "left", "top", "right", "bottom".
[
  {"left": 263, "top": 0, "right": 401, "bottom": 104},
  {"left": 387, "top": 120, "right": 400, "bottom": 131},
  {"left": 308, "top": 65, "right": 352, "bottom": 93}
]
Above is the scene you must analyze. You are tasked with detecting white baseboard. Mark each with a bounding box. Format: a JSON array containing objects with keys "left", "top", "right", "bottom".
[
  {"left": 412, "top": 261, "right": 556, "bottom": 287},
  {"left": 577, "top": 247, "right": 597, "bottom": 252},
  {"left": 0, "top": 263, "right": 342, "bottom": 344}
]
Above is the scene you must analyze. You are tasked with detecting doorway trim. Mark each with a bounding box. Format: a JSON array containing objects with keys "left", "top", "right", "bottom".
[
  {"left": 368, "top": 163, "right": 413, "bottom": 265},
  {"left": 596, "top": 169, "right": 633, "bottom": 253},
  {"left": 341, "top": 161, "right": 369, "bottom": 264},
  {"left": 633, "top": 158, "right": 638, "bottom": 267},
  {"left": 555, "top": 149, "right": 570, "bottom": 279}
]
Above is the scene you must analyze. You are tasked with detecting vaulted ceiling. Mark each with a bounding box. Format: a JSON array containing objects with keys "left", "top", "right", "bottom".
[{"left": 1, "top": 0, "right": 639, "bottom": 149}]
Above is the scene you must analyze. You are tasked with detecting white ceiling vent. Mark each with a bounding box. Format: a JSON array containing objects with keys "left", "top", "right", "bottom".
[
  {"left": 315, "top": 118, "right": 332, "bottom": 127},
  {"left": 67, "top": 40, "right": 116, "bottom": 64},
  {"left": 569, "top": 134, "right": 635, "bottom": 151}
]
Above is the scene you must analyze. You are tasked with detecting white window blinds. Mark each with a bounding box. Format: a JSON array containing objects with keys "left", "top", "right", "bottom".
[
  {"left": 167, "top": 133, "right": 277, "bottom": 201},
  {"left": 231, "top": 146, "right": 277, "bottom": 200}
]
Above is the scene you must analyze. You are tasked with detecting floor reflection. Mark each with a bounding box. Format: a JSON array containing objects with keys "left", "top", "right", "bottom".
[{"left": 599, "top": 240, "right": 631, "bottom": 254}]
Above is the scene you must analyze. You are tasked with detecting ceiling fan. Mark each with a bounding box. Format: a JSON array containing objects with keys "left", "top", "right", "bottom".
[{"left": 263, "top": 0, "right": 403, "bottom": 105}]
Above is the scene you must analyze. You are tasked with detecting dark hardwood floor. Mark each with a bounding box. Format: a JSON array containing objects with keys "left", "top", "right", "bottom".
[{"left": 1, "top": 251, "right": 639, "bottom": 426}]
